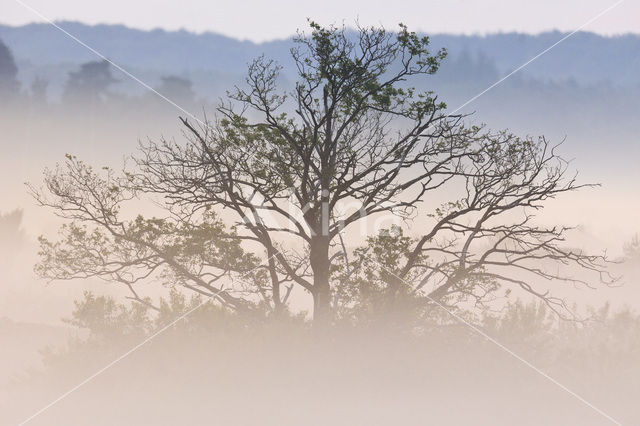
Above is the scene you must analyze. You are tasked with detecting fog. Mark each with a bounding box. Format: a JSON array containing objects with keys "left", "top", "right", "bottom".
[
  {"left": 3, "top": 307, "right": 639, "bottom": 425},
  {"left": 1, "top": 20, "right": 640, "bottom": 426}
]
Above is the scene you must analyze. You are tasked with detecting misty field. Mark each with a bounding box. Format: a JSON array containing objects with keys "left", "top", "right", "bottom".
[{"left": 1, "top": 13, "right": 640, "bottom": 426}]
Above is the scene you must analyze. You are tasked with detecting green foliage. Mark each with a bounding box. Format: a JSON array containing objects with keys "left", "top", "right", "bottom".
[
  {"left": 332, "top": 226, "right": 429, "bottom": 325},
  {"left": 63, "top": 291, "right": 152, "bottom": 341},
  {"left": 47, "top": 288, "right": 302, "bottom": 358},
  {"left": 33, "top": 154, "right": 258, "bottom": 289},
  {"left": 291, "top": 20, "right": 447, "bottom": 122},
  {"left": 48, "top": 292, "right": 640, "bottom": 373},
  {"left": 481, "top": 300, "right": 640, "bottom": 369}
]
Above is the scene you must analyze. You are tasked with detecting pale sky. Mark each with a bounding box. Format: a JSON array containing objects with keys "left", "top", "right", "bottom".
[{"left": 2, "top": 0, "right": 637, "bottom": 42}]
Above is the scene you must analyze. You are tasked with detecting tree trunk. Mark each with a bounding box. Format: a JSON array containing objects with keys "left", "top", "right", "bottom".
[
  {"left": 267, "top": 254, "right": 283, "bottom": 315},
  {"left": 310, "top": 235, "right": 331, "bottom": 324}
]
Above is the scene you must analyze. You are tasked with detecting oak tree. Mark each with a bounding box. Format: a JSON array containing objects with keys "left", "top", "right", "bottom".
[{"left": 34, "top": 22, "right": 613, "bottom": 324}]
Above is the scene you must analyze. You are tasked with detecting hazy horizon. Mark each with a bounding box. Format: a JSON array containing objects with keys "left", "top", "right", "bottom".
[
  {"left": 3, "top": 19, "right": 640, "bottom": 42},
  {"left": 3, "top": 0, "right": 638, "bottom": 42}
]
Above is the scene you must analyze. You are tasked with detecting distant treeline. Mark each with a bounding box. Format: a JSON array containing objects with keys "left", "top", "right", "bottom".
[
  {"left": 2, "top": 22, "right": 640, "bottom": 105},
  {"left": 3, "top": 22, "right": 640, "bottom": 86}
]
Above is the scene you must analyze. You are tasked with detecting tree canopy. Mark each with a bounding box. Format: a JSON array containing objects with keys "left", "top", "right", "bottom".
[
  {"left": 63, "top": 60, "right": 117, "bottom": 104},
  {"left": 32, "top": 22, "right": 614, "bottom": 325},
  {"left": 0, "top": 38, "right": 19, "bottom": 96}
]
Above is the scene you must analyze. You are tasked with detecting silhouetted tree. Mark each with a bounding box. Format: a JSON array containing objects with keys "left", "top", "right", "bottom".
[
  {"left": 0, "top": 38, "right": 20, "bottom": 97},
  {"left": 33, "top": 22, "right": 613, "bottom": 324},
  {"left": 63, "top": 60, "right": 117, "bottom": 104},
  {"left": 0, "top": 209, "right": 26, "bottom": 251},
  {"left": 30, "top": 77, "right": 49, "bottom": 105},
  {"left": 156, "top": 75, "right": 196, "bottom": 105},
  {"left": 623, "top": 234, "right": 640, "bottom": 263}
]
